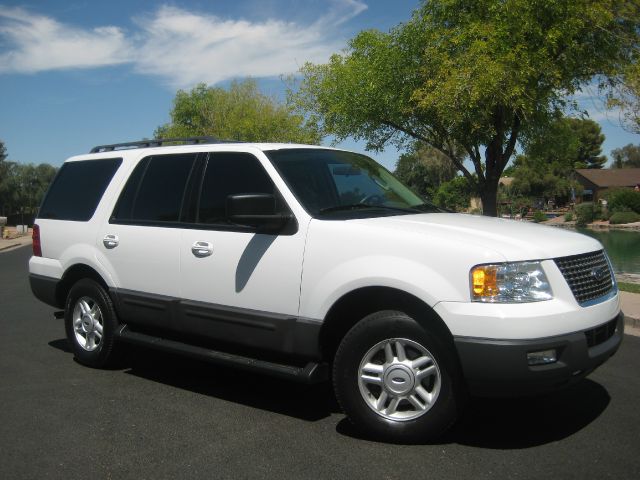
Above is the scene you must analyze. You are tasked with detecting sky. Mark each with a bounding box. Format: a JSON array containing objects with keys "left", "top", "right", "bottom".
[{"left": 0, "top": 0, "right": 638, "bottom": 171}]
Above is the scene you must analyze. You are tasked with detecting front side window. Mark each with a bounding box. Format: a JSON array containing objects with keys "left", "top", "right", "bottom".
[
  {"left": 39, "top": 158, "right": 121, "bottom": 221},
  {"left": 266, "top": 149, "right": 440, "bottom": 218},
  {"left": 112, "top": 153, "right": 197, "bottom": 223},
  {"left": 195, "top": 152, "right": 279, "bottom": 225}
]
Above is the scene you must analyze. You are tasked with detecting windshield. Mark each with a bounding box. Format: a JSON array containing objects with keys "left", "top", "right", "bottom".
[{"left": 265, "top": 148, "right": 441, "bottom": 218}]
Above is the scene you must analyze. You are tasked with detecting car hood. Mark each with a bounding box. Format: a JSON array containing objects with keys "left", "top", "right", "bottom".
[{"left": 356, "top": 213, "right": 603, "bottom": 262}]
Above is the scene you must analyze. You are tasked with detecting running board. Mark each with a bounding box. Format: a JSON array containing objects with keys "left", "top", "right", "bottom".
[{"left": 115, "top": 325, "right": 328, "bottom": 384}]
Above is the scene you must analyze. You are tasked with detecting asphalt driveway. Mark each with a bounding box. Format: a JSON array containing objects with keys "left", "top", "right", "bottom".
[{"left": 1, "top": 245, "right": 639, "bottom": 479}]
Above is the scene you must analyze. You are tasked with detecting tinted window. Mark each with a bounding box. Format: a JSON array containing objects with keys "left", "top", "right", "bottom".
[
  {"left": 197, "top": 153, "right": 275, "bottom": 224},
  {"left": 112, "top": 154, "right": 196, "bottom": 223},
  {"left": 267, "top": 149, "right": 438, "bottom": 217},
  {"left": 39, "top": 158, "right": 121, "bottom": 221}
]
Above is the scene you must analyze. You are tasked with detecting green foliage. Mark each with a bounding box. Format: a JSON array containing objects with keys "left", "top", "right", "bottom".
[
  {"left": 594, "top": 203, "right": 607, "bottom": 221},
  {"left": 618, "top": 282, "right": 640, "bottom": 294},
  {"left": 564, "top": 212, "right": 574, "bottom": 222},
  {"left": 510, "top": 116, "right": 606, "bottom": 203},
  {"left": 157, "top": 79, "right": 322, "bottom": 144},
  {"left": 291, "top": 0, "right": 638, "bottom": 216},
  {"left": 432, "top": 176, "right": 474, "bottom": 212},
  {"left": 611, "top": 144, "right": 640, "bottom": 168},
  {"left": 607, "top": 61, "right": 640, "bottom": 134},
  {"left": 606, "top": 188, "right": 640, "bottom": 214},
  {"left": 0, "top": 143, "right": 57, "bottom": 218},
  {"left": 394, "top": 142, "right": 457, "bottom": 196},
  {"left": 575, "top": 202, "right": 595, "bottom": 226},
  {"left": 609, "top": 211, "right": 640, "bottom": 224},
  {"left": 565, "top": 118, "right": 607, "bottom": 169},
  {"left": 509, "top": 155, "right": 578, "bottom": 206},
  {"left": 0, "top": 140, "right": 13, "bottom": 215},
  {"left": 533, "top": 211, "right": 546, "bottom": 223}
]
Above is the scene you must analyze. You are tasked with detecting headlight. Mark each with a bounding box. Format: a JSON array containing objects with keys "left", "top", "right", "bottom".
[{"left": 470, "top": 261, "right": 553, "bottom": 303}]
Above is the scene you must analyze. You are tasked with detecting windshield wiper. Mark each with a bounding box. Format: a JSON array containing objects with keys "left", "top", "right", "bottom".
[
  {"left": 319, "top": 204, "right": 421, "bottom": 215},
  {"left": 413, "top": 202, "right": 445, "bottom": 213}
]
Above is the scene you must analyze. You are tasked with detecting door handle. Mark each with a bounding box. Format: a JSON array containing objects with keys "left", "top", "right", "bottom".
[
  {"left": 103, "top": 234, "right": 119, "bottom": 249},
  {"left": 191, "top": 241, "right": 213, "bottom": 258}
]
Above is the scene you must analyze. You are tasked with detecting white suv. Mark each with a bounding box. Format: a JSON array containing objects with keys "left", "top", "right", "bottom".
[{"left": 29, "top": 137, "right": 623, "bottom": 442}]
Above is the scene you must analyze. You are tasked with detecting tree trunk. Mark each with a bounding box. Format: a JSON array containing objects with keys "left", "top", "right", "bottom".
[
  {"left": 481, "top": 187, "right": 498, "bottom": 217},
  {"left": 481, "top": 142, "right": 501, "bottom": 217}
]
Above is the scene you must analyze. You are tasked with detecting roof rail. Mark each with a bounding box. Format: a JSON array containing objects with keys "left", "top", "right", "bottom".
[{"left": 89, "top": 136, "right": 234, "bottom": 153}]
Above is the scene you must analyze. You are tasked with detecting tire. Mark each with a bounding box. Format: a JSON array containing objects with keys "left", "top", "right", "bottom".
[
  {"left": 333, "top": 310, "right": 461, "bottom": 443},
  {"left": 64, "top": 278, "right": 119, "bottom": 368}
]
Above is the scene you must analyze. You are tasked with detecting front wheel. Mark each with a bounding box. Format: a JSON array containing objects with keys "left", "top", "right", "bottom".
[
  {"left": 64, "top": 278, "right": 119, "bottom": 368},
  {"left": 333, "top": 310, "right": 461, "bottom": 443}
]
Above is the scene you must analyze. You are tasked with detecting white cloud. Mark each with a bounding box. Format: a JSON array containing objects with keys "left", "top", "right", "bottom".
[
  {"left": 0, "top": 6, "right": 132, "bottom": 73},
  {"left": 0, "top": 1, "right": 367, "bottom": 87}
]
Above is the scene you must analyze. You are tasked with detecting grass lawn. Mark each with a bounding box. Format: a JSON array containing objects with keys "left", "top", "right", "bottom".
[{"left": 619, "top": 282, "right": 640, "bottom": 294}]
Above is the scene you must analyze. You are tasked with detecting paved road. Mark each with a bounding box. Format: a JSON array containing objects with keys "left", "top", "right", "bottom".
[{"left": 2, "top": 246, "right": 639, "bottom": 479}]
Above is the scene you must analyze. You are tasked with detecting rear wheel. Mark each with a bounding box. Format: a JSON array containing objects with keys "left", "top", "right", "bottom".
[
  {"left": 64, "top": 278, "right": 119, "bottom": 368},
  {"left": 333, "top": 310, "right": 460, "bottom": 443}
]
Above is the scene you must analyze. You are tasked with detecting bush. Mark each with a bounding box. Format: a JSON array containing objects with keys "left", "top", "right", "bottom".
[
  {"left": 607, "top": 189, "right": 640, "bottom": 214},
  {"left": 533, "top": 210, "right": 546, "bottom": 223},
  {"left": 594, "top": 203, "right": 609, "bottom": 220},
  {"left": 575, "top": 202, "right": 594, "bottom": 226},
  {"left": 564, "top": 212, "right": 573, "bottom": 222},
  {"left": 609, "top": 211, "right": 640, "bottom": 224}
]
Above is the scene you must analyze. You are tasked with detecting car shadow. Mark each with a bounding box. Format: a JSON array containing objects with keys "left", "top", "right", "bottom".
[
  {"left": 48, "top": 338, "right": 610, "bottom": 443},
  {"left": 337, "top": 378, "right": 611, "bottom": 448},
  {"left": 121, "top": 345, "right": 339, "bottom": 422},
  {"left": 48, "top": 338, "right": 72, "bottom": 353}
]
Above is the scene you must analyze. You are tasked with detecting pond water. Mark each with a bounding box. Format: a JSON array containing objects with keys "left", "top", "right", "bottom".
[{"left": 576, "top": 228, "right": 640, "bottom": 274}]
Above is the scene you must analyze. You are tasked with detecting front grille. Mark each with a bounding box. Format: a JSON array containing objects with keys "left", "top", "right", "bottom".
[
  {"left": 585, "top": 318, "right": 618, "bottom": 348},
  {"left": 554, "top": 250, "right": 614, "bottom": 305}
]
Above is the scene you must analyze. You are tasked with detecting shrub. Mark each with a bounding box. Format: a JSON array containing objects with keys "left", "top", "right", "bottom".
[
  {"left": 607, "top": 189, "right": 640, "bottom": 214},
  {"left": 575, "top": 202, "right": 594, "bottom": 226},
  {"left": 533, "top": 210, "right": 546, "bottom": 223},
  {"left": 595, "top": 204, "right": 609, "bottom": 221},
  {"left": 564, "top": 212, "right": 573, "bottom": 222},
  {"left": 609, "top": 211, "right": 640, "bottom": 224}
]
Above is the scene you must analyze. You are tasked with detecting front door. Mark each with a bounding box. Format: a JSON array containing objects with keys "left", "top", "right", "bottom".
[{"left": 178, "top": 151, "right": 308, "bottom": 351}]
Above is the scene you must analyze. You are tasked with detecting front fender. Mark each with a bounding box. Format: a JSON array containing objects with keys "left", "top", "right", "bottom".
[{"left": 299, "top": 255, "right": 465, "bottom": 320}]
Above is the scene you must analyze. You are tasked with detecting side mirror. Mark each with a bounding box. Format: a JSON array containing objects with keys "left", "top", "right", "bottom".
[{"left": 226, "top": 194, "right": 291, "bottom": 232}]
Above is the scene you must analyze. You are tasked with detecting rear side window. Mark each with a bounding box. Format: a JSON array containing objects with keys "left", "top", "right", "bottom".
[
  {"left": 112, "top": 153, "right": 197, "bottom": 223},
  {"left": 39, "top": 158, "right": 122, "bottom": 221}
]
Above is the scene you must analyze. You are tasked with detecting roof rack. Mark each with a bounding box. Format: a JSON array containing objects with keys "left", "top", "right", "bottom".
[{"left": 89, "top": 136, "right": 235, "bottom": 153}]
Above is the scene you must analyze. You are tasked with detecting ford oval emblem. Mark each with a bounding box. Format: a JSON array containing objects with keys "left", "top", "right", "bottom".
[{"left": 591, "top": 267, "right": 607, "bottom": 282}]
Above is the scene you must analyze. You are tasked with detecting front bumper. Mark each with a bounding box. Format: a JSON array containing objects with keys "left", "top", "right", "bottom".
[{"left": 454, "top": 312, "right": 624, "bottom": 397}]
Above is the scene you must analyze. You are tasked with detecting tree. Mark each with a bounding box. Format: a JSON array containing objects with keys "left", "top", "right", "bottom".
[
  {"left": 0, "top": 140, "right": 13, "bottom": 215},
  {"left": 607, "top": 58, "right": 640, "bottom": 134},
  {"left": 394, "top": 142, "right": 457, "bottom": 197},
  {"left": 509, "top": 154, "right": 579, "bottom": 205},
  {"left": 566, "top": 118, "right": 607, "bottom": 168},
  {"left": 0, "top": 153, "right": 57, "bottom": 219},
  {"left": 517, "top": 116, "right": 606, "bottom": 169},
  {"left": 291, "top": 0, "right": 639, "bottom": 216},
  {"left": 156, "top": 79, "right": 322, "bottom": 144},
  {"left": 509, "top": 116, "right": 601, "bottom": 203},
  {"left": 611, "top": 144, "right": 640, "bottom": 168},
  {"left": 432, "top": 176, "right": 474, "bottom": 212}
]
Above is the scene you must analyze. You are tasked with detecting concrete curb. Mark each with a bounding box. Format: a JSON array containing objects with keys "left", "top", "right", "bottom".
[
  {"left": 0, "top": 236, "right": 31, "bottom": 253},
  {"left": 625, "top": 316, "right": 640, "bottom": 329}
]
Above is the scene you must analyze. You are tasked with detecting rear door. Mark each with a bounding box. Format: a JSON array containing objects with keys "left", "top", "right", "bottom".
[{"left": 98, "top": 152, "right": 200, "bottom": 329}]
